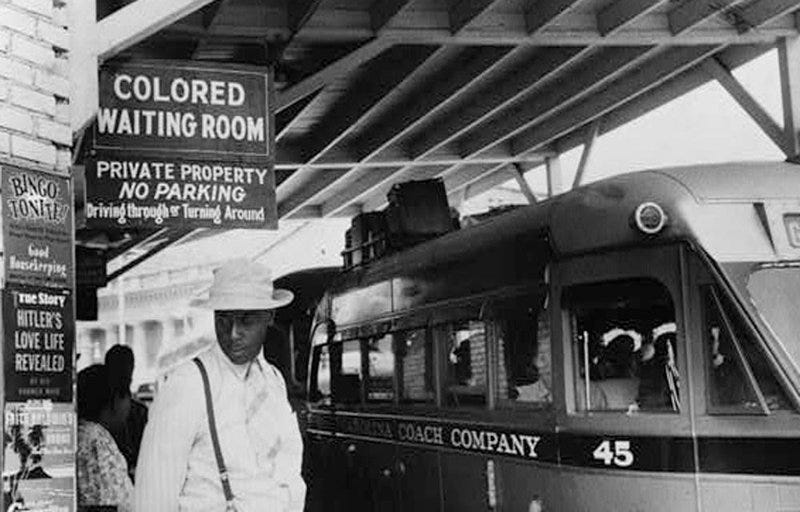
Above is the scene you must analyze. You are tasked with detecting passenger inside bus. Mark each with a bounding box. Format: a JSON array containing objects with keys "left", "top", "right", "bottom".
[
  {"left": 495, "top": 297, "right": 553, "bottom": 405},
  {"left": 568, "top": 278, "right": 680, "bottom": 414},
  {"left": 445, "top": 321, "right": 487, "bottom": 406},
  {"left": 702, "top": 285, "right": 791, "bottom": 413}
]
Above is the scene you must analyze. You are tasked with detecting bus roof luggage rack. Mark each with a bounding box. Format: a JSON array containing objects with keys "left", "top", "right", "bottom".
[
  {"left": 341, "top": 179, "right": 457, "bottom": 270},
  {"left": 342, "top": 212, "right": 388, "bottom": 269}
]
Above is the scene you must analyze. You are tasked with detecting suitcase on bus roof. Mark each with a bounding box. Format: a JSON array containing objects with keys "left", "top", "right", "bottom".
[{"left": 385, "top": 179, "right": 453, "bottom": 248}]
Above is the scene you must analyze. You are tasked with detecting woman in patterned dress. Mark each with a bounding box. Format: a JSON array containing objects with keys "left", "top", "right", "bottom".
[{"left": 77, "top": 364, "right": 133, "bottom": 512}]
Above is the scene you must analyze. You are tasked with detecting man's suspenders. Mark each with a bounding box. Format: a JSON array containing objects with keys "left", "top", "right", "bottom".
[{"left": 192, "top": 358, "right": 237, "bottom": 512}]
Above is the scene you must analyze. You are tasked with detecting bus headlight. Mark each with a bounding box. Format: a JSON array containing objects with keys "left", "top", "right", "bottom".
[{"left": 633, "top": 202, "right": 667, "bottom": 235}]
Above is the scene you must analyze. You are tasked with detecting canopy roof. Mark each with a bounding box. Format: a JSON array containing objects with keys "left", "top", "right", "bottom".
[{"left": 81, "top": 0, "right": 799, "bottom": 275}]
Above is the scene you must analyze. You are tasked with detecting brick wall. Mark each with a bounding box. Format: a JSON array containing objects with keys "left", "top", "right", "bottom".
[{"left": 0, "top": 0, "right": 70, "bottom": 172}]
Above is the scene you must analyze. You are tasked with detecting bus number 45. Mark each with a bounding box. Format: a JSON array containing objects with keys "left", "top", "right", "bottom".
[{"left": 592, "top": 440, "right": 634, "bottom": 467}]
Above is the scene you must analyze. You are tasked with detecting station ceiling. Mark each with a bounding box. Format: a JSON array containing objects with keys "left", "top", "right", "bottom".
[{"left": 84, "top": 0, "right": 799, "bottom": 273}]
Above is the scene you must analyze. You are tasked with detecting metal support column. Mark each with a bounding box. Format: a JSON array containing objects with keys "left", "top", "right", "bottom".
[
  {"left": 779, "top": 37, "right": 800, "bottom": 157},
  {"left": 573, "top": 121, "right": 601, "bottom": 188},
  {"left": 546, "top": 156, "right": 563, "bottom": 198},
  {"left": 511, "top": 163, "right": 538, "bottom": 204},
  {"left": 704, "top": 57, "right": 789, "bottom": 155}
]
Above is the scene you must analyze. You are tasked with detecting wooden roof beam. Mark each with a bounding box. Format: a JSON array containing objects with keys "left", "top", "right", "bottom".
[
  {"left": 457, "top": 46, "right": 656, "bottom": 159},
  {"left": 510, "top": 45, "right": 721, "bottom": 157},
  {"left": 293, "top": 46, "right": 437, "bottom": 165},
  {"left": 407, "top": 47, "right": 588, "bottom": 160},
  {"left": 191, "top": 0, "right": 237, "bottom": 60},
  {"left": 598, "top": 0, "right": 665, "bottom": 36},
  {"left": 276, "top": 38, "right": 393, "bottom": 112},
  {"left": 450, "top": 163, "right": 538, "bottom": 204},
  {"left": 526, "top": 0, "right": 587, "bottom": 33},
  {"left": 289, "top": 0, "right": 324, "bottom": 32},
  {"left": 371, "top": 0, "right": 414, "bottom": 32},
  {"left": 668, "top": 0, "right": 740, "bottom": 35},
  {"left": 277, "top": 170, "right": 350, "bottom": 218},
  {"left": 703, "top": 57, "right": 790, "bottom": 154},
  {"left": 96, "top": 0, "right": 218, "bottom": 60},
  {"left": 454, "top": 47, "right": 723, "bottom": 198},
  {"left": 276, "top": 46, "right": 514, "bottom": 217},
  {"left": 275, "top": 144, "right": 553, "bottom": 170},
  {"left": 315, "top": 47, "right": 595, "bottom": 214},
  {"left": 736, "top": 0, "right": 800, "bottom": 31},
  {"left": 552, "top": 45, "right": 770, "bottom": 156},
  {"left": 357, "top": 144, "right": 552, "bottom": 211},
  {"left": 295, "top": 11, "right": 797, "bottom": 45},
  {"left": 280, "top": 144, "right": 553, "bottom": 216},
  {"left": 276, "top": 90, "right": 322, "bottom": 141},
  {"left": 448, "top": 0, "right": 500, "bottom": 33},
  {"left": 352, "top": 47, "right": 517, "bottom": 164},
  {"left": 444, "top": 161, "right": 509, "bottom": 197},
  {"left": 276, "top": 46, "right": 439, "bottom": 216},
  {"left": 320, "top": 167, "right": 407, "bottom": 215}
]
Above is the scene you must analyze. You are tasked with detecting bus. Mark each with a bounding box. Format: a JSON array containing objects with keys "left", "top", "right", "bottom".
[
  {"left": 302, "top": 162, "right": 800, "bottom": 512},
  {"left": 266, "top": 266, "right": 340, "bottom": 404}
]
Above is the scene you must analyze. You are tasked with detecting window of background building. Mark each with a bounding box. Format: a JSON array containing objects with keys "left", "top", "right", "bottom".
[
  {"left": 398, "top": 329, "right": 434, "bottom": 403},
  {"left": 567, "top": 279, "right": 680, "bottom": 414},
  {"left": 496, "top": 298, "right": 552, "bottom": 405},
  {"left": 366, "top": 335, "right": 394, "bottom": 402},
  {"left": 444, "top": 320, "right": 487, "bottom": 406}
]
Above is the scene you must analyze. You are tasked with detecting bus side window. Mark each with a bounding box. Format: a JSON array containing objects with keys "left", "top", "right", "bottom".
[
  {"left": 397, "top": 329, "right": 434, "bottom": 403},
  {"left": 332, "top": 340, "right": 363, "bottom": 404},
  {"left": 496, "top": 299, "right": 552, "bottom": 405},
  {"left": 566, "top": 278, "right": 680, "bottom": 414},
  {"left": 444, "top": 320, "right": 487, "bottom": 407},
  {"left": 366, "top": 334, "right": 395, "bottom": 402},
  {"left": 702, "top": 285, "right": 791, "bottom": 413}
]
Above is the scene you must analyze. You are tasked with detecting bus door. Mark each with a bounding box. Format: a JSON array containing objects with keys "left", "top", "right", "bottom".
[
  {"left": 553, "top": 245, "right": 697, "bottom": 512},
  {"left": 685, "top": 249, "right": 800, "bottom": 512}
]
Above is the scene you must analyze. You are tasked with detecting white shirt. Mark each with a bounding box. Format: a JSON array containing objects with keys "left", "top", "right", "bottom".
[{"left": 134, "top": 343, "right": 306, "bottom": 512}]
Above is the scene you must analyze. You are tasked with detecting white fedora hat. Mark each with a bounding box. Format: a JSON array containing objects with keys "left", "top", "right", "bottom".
[{"left": 190, "top": 259, "right": 293, "bottom": 311}]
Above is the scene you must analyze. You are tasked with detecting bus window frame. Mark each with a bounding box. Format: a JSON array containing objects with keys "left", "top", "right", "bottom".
[
  {"left": 395, "top": 327, "right": 437, "bottom": 406},
  {"left": 487, "top": 289, "right": 555, "bottom": 411},
  {"left": 703, "top": 285, "right": 770, "bottom": 415},
  {"left": 308, "top": 322, "right": 332, "bottom": 406},
  {"left": 554, "top": 244, "right": 692, "bottom": 437},
  {"left": 364, "top": 333, "right": 398, "bottom": 404},
  {"left": 686, "top": 249, "right": 800, "bottom": 438},
  {"left": 434, "top": 316, "right": 491, "bottom": 409}
]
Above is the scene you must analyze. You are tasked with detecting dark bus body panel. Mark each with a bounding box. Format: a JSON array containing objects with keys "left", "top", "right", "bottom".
[{"left": 301, "top": 162, "right": 800, "bottom": 512}]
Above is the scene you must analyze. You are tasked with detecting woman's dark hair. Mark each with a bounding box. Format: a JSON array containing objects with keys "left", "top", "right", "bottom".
[{"left": 77, "top": 364, "right": 124, "bottom": 420}]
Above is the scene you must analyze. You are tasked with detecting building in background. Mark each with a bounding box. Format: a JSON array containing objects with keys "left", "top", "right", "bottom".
[{"left": 76, "top": 219, "right": 349, "bottom": 388}]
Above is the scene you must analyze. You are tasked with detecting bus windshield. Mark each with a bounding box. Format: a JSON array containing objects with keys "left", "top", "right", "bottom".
[{"left": 745, "top": 262, "right": 800, "bottom": 371}]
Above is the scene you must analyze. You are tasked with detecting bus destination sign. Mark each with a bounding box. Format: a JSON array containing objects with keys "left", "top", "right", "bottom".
[{"left": 784, "top": 214, "right": 800, "bottom": 248}]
